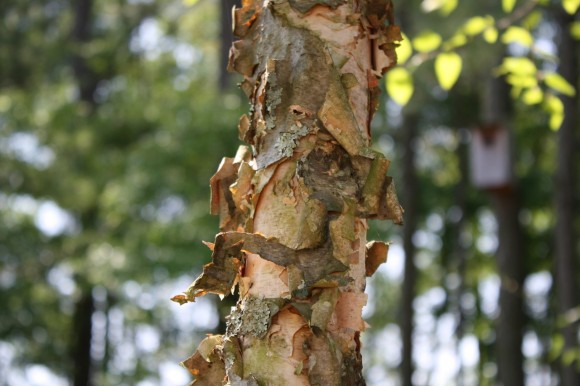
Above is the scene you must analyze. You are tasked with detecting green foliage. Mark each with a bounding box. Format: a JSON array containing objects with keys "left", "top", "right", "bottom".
[
  {"left": 0, "top": 0, "right": 242, "bottom": 383},
  {"left": 434, "top": 52, "right": 462, "bottom": 90},
  {"left": 385, "top": 68, "right": 414, "bottom": 106},
  {"left": 502, "top": 0, "right": 517, "bottom": 13},
  {"left": 412, "top": 31, "right": 442, "bottom": 53},
  {"left": 387, "top": 0, "right": 577, "bottom": 122},
  {"left": 562, "top": 0, "right": 580, "bottom": 14}
]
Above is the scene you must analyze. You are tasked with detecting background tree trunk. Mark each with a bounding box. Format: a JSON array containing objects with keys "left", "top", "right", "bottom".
[
  {"left": 218, "top": 0, "right": 238, "bottom": 91},
  {"left": 174, "top": 0, "right": 402, "bottom": 384},
  {"left": 400, "top": 113, "right": 418, "bottom": 386},
  {"left": 483, "top": 73, "right": 525, "bottom": 386},
  {"left": 554, "top": 8, "right": 580, "bottom": 386}
]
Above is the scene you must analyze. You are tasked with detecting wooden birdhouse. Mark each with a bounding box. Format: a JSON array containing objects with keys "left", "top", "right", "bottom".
[{"left": 469, "top": 124, "right": 513, "bottom": 191}]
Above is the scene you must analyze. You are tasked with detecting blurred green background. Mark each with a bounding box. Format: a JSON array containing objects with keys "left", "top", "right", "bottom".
[{"left": 1, "top": 0, "right": 578, "bottom": 385}]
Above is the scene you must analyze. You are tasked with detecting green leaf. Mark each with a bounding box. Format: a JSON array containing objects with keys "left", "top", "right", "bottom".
[
  {"left": 502, "top": 0, "right": 517, "bottom": 13},
  {"left": 563, "top": 0, "right": 580, "bottom": 15},
  {"left": 463, "top": 16, "right": 493, "bottom": 36},
  {"left": 562, "top": 348, "right": 577, "bottom": 366},
  {"left": 571, "top": 22, "right": 580, "bottom": 40},
  {"left": 544, "top": 72, "right": 576, "bottom": 96},
  {"left": 442, "top": 33, "right": 467, "bottom": 50},
  {"left": 522, "top": 87, "right": 543, "bottom": 104},
  {"left": 434, "top": 52, "right": 462, "bottom": 90},
  {"left": 440, "top": 0, "right": 458, "bottom": 15},
  {"left": 412, "top": 31, "right": 442, "bottom": 53},
  {"left": 522, "top": 11, "right": 542, "bottom": 29},
  {"left": 506, "top": 74, "right": 537, "bottom": 89},
  {"left": 386, "top": 68, "right": 414, "bottom": 106},
  {"left": 545, "top": 94, "right": 565, "bottom": 130},
  {"left": 501, "top": 26, "right": 534, "bottom": 47},
  {"left": 497, "top": 57, "right": 537, "bottom": 76},
  {"left": 483, "top": 27, "right": 499, "bottom": 43},
  {"left": 421, "top": 0, "right": 458, "bottom": 15},
  {"left": 397, "top": 33, "right": 413, "bottom": 65},
  {"left": 183, "top": 0, "right": 200, "bottom": 5},
  {"left": 549, "top": 333, "right": 565, "bottom": 360}
]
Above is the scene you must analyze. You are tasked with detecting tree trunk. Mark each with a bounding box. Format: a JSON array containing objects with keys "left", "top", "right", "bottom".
[
  {"left": 70, "top": 1, "right": 97, "bottom": 385},
  {"left": 400, "top": 113, "right": 418, "bottom": 386},
  {"left": 71, "top": 291, "right": 94, "bottom": 386},
  {"left": 483, "top": 73, "right": 525, "bottom": 386},
  {"left": 219, "top": 0, "right": 238, "bottom": 91},
  {"left": 173, "top": 1, "right": 402, "bottom": 384},
  {"left": 554, "top": 9, "right": 579, "bottom": 386}
]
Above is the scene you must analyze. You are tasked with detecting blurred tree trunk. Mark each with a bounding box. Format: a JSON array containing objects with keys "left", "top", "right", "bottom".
[
  {"left": 400, "top": 113, "right": 418, "bottom": 386},
  {"left": 554, "top": 9, "right": 580, "bottom": 386},
  {"left": 70, "top": 1, "right": 98, "bottom": 384},
  {"left": 71, "top": 292, "right": 95, "bottom": 386},
  {"left": 218, "top": 0, "right": 238, "bottom": 91},
  {"left": 484, "top": 74, "right": 525, "bottom": 386},
  {"left": 173, "top": 0, "right": 403, "bottom": 384}
]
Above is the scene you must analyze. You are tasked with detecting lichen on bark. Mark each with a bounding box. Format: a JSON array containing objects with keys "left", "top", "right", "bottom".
[{"left": 173, "top": 0, "right": 402, "bottom": 384}]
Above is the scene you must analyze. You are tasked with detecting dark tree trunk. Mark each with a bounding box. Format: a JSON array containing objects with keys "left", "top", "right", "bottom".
[
  {"left": 554, "top": 9, "right": 580, "bottom": 386},
  {"left": 71, "top": 291, "right": 94, "bottom": 386},
  {"left": 491, "top": 191, "right": 525, "bottom": 386},
  {"left": 400, "top": 113, "right": 418, "bottom": 386},
  {"left": 72, "top": 0, "right": 97, "bottom": 104},
  {"left": 69, "top": 2, "right": 97, "bottom": 384},
  {"left": 219, "top": 0, "right": 238, "bottom": 91},
  {"left": 483, "top": 73, "right": 525, "bottom": 386}
]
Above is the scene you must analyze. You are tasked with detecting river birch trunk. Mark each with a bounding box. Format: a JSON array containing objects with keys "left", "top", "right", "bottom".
[{"left": 173, "top": 1, "right": 402, "bottom": 384}]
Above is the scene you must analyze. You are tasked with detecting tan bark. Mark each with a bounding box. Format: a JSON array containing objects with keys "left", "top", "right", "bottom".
[{"left": 173, "top": 1, "right": 402, "bottom": 384}]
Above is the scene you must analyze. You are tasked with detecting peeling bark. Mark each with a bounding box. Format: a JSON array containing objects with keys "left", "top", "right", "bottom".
[{"left": 174, "top": 1, "right": 401, "bottom": 384}]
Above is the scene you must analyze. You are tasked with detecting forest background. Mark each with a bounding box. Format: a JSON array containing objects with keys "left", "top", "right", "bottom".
[{"left": 0, "top": 0, "right": 578, "bottom": 385}]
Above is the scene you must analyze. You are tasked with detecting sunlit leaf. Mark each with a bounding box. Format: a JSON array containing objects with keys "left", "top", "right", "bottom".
[
  {"left": 545, "top": 94, "right": 565, "bottom": 131},
  {"left": 522, "top": 11, "right": 542, "bottom": 29},
  {"left": 440, "top": 0, "right": 458, "bottom": 15},
  {"left": 549, "top": 333, "right": 565, "bottom": 360},
  {"left": 397, "top": 33, "right": 413, "bottom": 65},
  {"left": 434, "top": 52, "right": 462, "bottom": 90},
  {"left": 522, "top": 87, "right": 543, "bottom": 104},
  {"left": 502, "top": 0, "right": 517, "bottom": 13},
  {"left": 443, "top": 33, "right": 467, "bottom": 50},
  {"left": 506, "top": 74, "right": 537, "bottom": 88},
  {"left": 501, "top": 26, "right": 534, "bottom": 48},
  {"left": 571, "top": 22, "right": 580, "bottom": 40},
  {"left": 563, "top": 0, "right": 580, "bottom": 15},
  {"left": 544, "top": 72, "right": 576, "bottom": 96},
  {"left": 463, "top": 16, "right": 492, "bottom": 36},
  {"left": 386, "top": 68, "right": 414, "bottom": 106},
  {"left": 183, "top": 0, "right": 200, "bottom": 5},
  {"left": 421, "top": 0, "right": 458, "bottom": 14},
  {"left": 483, "top": 27, "right": 498, "bottom": 43},
  {"left": 497, "top": 56, "right": 537, "bottom": 76},
  {"left": 412, "top": 31, "right": 442, "bottom": 53}
]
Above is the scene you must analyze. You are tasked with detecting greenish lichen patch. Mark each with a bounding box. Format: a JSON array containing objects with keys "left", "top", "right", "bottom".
[
  {"left": 273, "top": 124, "right": 310, "bottom": 158},
  {"left": 311, "top": 288, "right": 339, "bottom": 330},
  {"left": 360, "top": 154, "right": 391, "bottom": 214},
  {"left": 287, "top": 0, "right": 347, "bottom": 14},
  {"left": 227, "top": 296, "right": 281, "bottom": 339}
]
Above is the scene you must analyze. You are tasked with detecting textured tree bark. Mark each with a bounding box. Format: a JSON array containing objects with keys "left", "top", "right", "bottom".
[
  {"left": 554, "top": 9, "right": 579, "bottom": 386},
  {"left": 173, "top": 1, "right": 402, "bottom": 384}
]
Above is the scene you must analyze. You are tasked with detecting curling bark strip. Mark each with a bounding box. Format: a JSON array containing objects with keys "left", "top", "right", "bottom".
[{"left": 172, "top": 0, "right": 402, "bottom": 384}]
